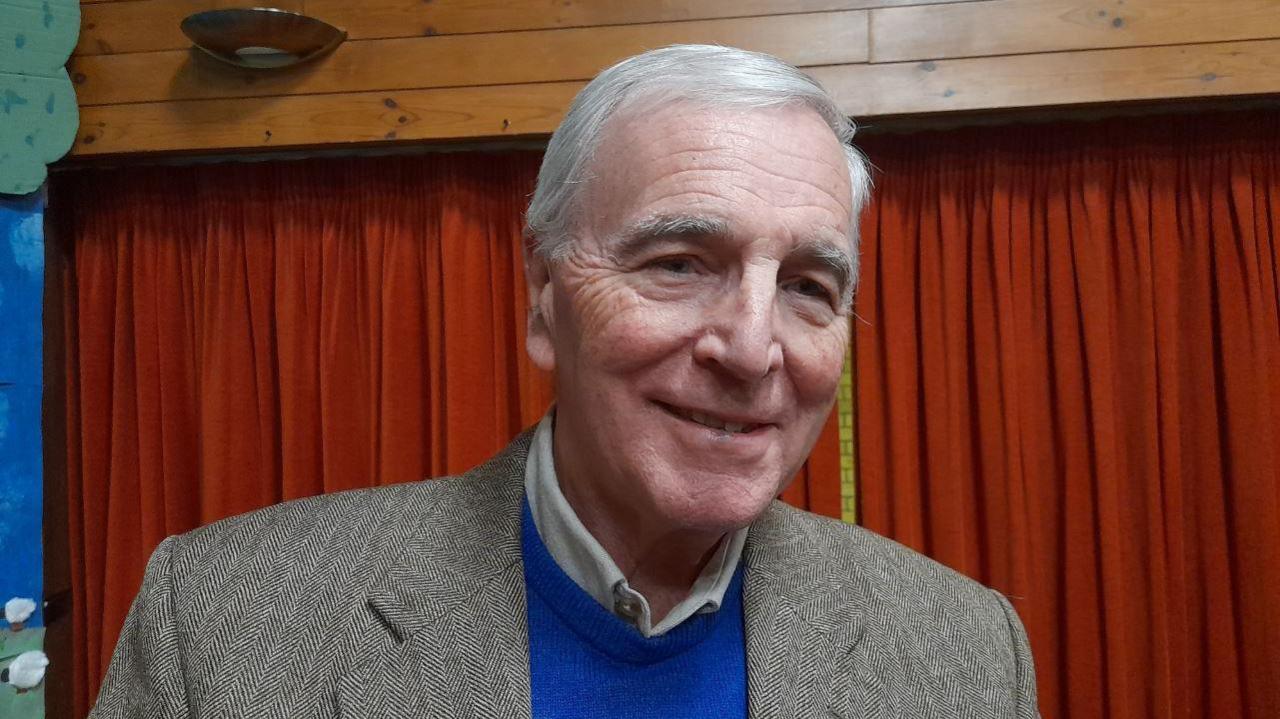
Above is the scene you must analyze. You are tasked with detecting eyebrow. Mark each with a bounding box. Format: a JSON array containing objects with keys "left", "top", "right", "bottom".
[
  {"left": 610, "top": 212, "right": 855, "bottom": 307},
  {"left": 609, "top": 213, "right": 730, "bottom": 261}
]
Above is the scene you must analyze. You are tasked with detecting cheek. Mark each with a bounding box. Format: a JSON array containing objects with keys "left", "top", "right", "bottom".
[
  {"left": 562, "top": 283, "right": 702, "bottom": 374},
  {"left": 785, "top": 323, "right": 849, "bottom": 404}
]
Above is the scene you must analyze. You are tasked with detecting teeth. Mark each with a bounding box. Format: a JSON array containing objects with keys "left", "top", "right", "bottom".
[
  {"left": 724, "top": 422, "right": 745, "bottom": 433},
  {"left": 689, "top": 412, "right": 724, "bottom": 430}
]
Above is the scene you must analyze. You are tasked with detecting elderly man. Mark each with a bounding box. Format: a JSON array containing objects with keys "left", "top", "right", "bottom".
[{"left": 93, "top": 45, "right": 1038, "bottom": 718}]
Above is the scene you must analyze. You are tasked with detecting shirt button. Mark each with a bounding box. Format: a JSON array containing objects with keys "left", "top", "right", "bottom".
[{"left": 612, "top": 585, "right": 643, "bottom": 621}]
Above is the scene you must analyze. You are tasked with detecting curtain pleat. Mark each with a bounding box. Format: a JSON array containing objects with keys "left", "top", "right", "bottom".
[
  {"left": 59, "top": 110, "right": 1280, "bottom": 719},
  {"left": 55, "top": 153, "right": 556, "bottom": 716},
  {"left": 54, "top": 151, "right": 845, "bottom": 717},
  {"left": 855, "top": 110, "right": 1280, "bottom": 718}
]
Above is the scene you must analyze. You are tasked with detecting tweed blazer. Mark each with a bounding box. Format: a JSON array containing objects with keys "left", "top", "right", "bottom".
[{"left": 92, "top": 431, "right": 1039, "bottom": 718}]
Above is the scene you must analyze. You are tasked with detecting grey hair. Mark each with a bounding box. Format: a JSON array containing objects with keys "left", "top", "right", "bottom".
[{"left": 525, "top": 44, "right": 873, "bottom": 274}]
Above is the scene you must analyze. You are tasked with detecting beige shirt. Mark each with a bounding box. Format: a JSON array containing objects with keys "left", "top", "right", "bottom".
[{"left": 523, "top": 412, "right": 748, "bottom": 637}]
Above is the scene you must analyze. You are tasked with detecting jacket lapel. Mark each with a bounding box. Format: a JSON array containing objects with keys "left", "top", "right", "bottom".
[
  {"left": 336, "top": 435, "right": 534, "bottom": 719},
  {"left": 334, "top": 436, "right": 882, "bottom": 718},
  {"left": 744, "top": 503, "right": 883, "bottom": 719}
]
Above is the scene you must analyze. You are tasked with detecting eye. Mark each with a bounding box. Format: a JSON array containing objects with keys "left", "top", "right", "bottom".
[
  {"left": 786, "top": 277, "right": 836, "bottom": 304},
  {"left": 649, "top": 256, "right": 699, "bottom": 274}
]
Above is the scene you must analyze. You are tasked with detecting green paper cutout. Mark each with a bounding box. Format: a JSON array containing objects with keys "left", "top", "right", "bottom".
[
  {"left": 0, "top": 628, "right": 45, "bottom": 719},
  {"left": 0, "top": 0, "right": 79, "bottom": 195}
]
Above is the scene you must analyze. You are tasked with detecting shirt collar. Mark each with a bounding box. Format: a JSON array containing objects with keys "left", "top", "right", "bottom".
[{"left": 523, "top": 411, "right": 747, "bottom": 637}]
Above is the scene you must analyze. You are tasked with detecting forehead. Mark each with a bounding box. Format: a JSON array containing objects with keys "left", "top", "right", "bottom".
[{"left": 582, "top": 102, "right": 854, "bottom": 245}]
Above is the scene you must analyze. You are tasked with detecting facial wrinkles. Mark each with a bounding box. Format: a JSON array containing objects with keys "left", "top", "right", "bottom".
[
  {"left": 587, "top": 111, "right": 851, "bottom": 243},
  {"left": 710, "top": 152, "right": 848, "bottom": 215},
  {"left": 555, "top": 104, "right": 854, "bottom": 397},
  {"left": 612, "top": 162, "right": 849, "bottom": 241},
  {"left": 529, "top": 102, "right": 862, "bottom": 615},
  {"left": 553, "top": 237, "right": 847, "bottom": 409},
  {"left": 552, "top": 250, "right": 636, "bottom": 346}
]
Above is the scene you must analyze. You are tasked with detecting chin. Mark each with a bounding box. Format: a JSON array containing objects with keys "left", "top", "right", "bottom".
[{"left": 648, "top": 471, "right": 783, "bottom": 533}]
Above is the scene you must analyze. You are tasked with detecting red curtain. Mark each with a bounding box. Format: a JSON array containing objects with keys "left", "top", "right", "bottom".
[
  {"left": 854, "top": 110, "right": 1280, "bottom": 718},
  {"left": 54, "top": 153, "right": 553, "bottom": 716},
  {"left": 59, "top": 109, "right": 1280, "bottom": 719},
  {"left": 52, "top": 151, "right": 843, "bottom": 717}
]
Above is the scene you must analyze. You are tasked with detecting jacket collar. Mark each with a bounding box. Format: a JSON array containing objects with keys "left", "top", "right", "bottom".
[
  {"left": 337, "top": 431, "right": 869, "bottom": 718},
  {"left": 337, "top": 432, "right": 534, "bottom": 719}
]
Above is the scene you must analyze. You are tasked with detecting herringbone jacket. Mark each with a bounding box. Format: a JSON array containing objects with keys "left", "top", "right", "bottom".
[{"left": 92, "top": 431, "right": 1039, "bottom": 718}]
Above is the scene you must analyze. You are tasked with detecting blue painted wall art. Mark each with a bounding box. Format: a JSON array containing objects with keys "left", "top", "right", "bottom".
[{"left": 0, "top": 191, "right": 47, "bottom": 718}]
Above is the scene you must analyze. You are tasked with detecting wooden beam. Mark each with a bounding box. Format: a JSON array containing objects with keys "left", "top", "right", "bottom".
[
  {"left": 75, "top": 0, "right": 975, "bottom": 56},
  {"left": 70, "top": 11, "right": 869, "bottom": 106},
  {"left": 816, "top": 38, "right": 1280, "bottom": 116},
  {"left": 870, "top": 0, "right": 1280, "bottom": 63},
  {"left": 69, "top": 39, "right": 1280, "bottom": 158}
]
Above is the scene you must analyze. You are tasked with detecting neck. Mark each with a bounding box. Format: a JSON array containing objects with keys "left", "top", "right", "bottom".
[{"left": 552, "top": 428, "right": 726, "bottom": 623}]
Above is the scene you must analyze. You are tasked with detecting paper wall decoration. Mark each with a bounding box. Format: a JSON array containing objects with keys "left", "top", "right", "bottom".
[{"left": 0, "top": 0, "right": 79, "bottom": 195}]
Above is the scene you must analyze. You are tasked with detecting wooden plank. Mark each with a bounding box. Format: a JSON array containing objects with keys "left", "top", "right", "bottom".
[
  {"left": 870, "top": 0, "right": 1280, "bottom": 63},
  {"left": 69, "top": 38, "right": 1280, "bottom": 158},
  {"left": 815, "top": 38, "right": 1280, "bottom": 116},
  {"left": 70, "top": 10, "right": 869, "bottom": 106},
  {"left": 72, "top": 80, "right": 583, "bottom": 156},
  {"left": 78, "top": 0, "right": 303, "bottom": 55},
  {"left": 75, "top": 0, "right": 975, "bottom": 56}
]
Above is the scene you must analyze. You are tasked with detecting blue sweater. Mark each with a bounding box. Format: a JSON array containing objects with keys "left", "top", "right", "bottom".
[{"left": 521, "top": 499, "right": 748, "bottom": 718}]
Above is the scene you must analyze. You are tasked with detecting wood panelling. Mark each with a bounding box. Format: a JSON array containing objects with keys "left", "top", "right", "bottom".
[
  {"left": 70, "top": 11, "right": 869, "bottom": 106},
  {"left": 73, "top": 38, "right": 1280, "bottom": 157},
  {"left": 75, "top": 81, "right": 582, "bottom": 155},
  {"left": 76, "top": 0, "right": 973, "bottom": 56},
  {"left": 870, "top": 0, "right": 1280, "bottom": 62},
  {"left": 816, "top": 38, "right": 1280, "bottom": 116},
  {"left": 78, "top": 0, "right": 304, "bottom": 55},
  {"left": 66, "top": 0, "right": 1280, "bottom": 157}
]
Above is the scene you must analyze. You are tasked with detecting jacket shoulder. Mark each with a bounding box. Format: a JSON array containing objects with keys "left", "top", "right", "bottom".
[
  {"left": 775, "top": 503, "right": 1001, "bottom": 609},
  {"left": 803, "top": 504, "right": 993, "bottom": 598},
  {"left": 97, "top": 433, "right": 533, "bottom": 718},
  {"left": 168, "top": 478, "right": 442, "bottom": 580},
  {"left": 752, "top": 502, "right": 1036, "bottom": 714},
  {"left": 166, "top": 429, "right": 532, "bottom": 583}
]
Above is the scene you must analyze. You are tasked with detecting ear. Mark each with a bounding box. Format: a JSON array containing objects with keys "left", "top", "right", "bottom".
[{"left": 523, "top": 236, "right": 557, "bottom": 372}]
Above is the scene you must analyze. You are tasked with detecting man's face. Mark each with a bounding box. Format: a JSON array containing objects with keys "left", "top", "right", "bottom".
[{"left": 526, "top": 102, "right": 854, "bottom": 534}]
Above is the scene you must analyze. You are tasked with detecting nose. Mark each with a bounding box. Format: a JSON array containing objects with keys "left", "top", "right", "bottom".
[{"left": 692, "top": 265, "right": 784, "bottom": 382}]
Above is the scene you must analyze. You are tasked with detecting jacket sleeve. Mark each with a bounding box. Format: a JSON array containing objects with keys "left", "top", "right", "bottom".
[
  {"left": 993, "top": 591, "right": 1041, "bottom": 719},
  {"left": 90, "top": 535, "right": 190, "bottom": 719}
]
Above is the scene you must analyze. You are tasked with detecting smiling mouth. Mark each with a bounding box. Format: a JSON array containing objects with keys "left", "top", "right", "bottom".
[{"left": 655, "top": 401, "right": 768, "bottom": 435}]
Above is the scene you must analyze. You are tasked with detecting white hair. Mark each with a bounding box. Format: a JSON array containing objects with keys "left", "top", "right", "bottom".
[{"left": 525, "top": 44, "right": 873, "bottom": 276}]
